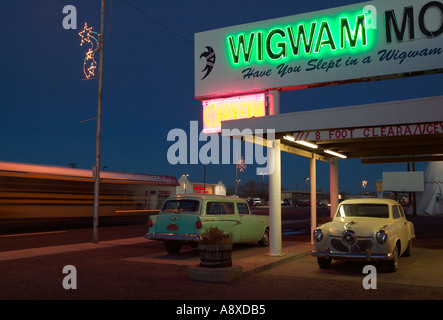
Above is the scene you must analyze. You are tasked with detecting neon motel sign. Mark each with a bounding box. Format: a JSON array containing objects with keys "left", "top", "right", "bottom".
[
  {"left": 202, "top": 94, "right": 266, "bottom": 134},
  {"left": 198, "top": 1, "right": 443, "bottom": 133},
  {"left": 195, "top": 0, "right": 443, "bottom": 99}
]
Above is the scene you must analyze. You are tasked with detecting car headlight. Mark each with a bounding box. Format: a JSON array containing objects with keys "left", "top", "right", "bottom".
[
  {"left": 376, "top": 230, "right": 388, "bottom": 244},
  {"left": 313, "top": 228, "right": 323, "bottom": 242}
]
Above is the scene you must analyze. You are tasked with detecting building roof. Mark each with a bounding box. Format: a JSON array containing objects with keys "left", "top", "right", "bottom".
[{"left": 168, "top": 194, "right": 243, "bottom": 201}]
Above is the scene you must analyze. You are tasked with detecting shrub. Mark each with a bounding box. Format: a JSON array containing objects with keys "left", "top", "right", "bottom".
[{"left": 199, "top": 227, "right": 232, "bottom": 245}]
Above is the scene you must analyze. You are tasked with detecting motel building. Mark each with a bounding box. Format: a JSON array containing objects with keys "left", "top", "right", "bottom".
[
  {"left": 176, "top": 175, "right": 226, "bottom": 196},
  {"left": 194, "top": 0, "right": 443, "bottom": 256}
]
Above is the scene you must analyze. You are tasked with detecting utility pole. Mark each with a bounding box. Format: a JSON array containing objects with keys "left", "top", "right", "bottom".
[
  {"left": 93, "top": 0, "right": 105, "bottom": 244},
  {"left": 235, "top": 164, "right": 238, "bottom": 197},
  {"left": 203, "top": 164, "right": 206, "bottom": 194}
]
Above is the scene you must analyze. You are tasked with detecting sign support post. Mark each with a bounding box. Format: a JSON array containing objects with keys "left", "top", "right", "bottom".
[
  {"left": 310, "top": 157, "right": 317, "bottom": 245},
  {"left": 330, "top": 159, "right": 339, "bottom": 218},
  {"left": 268, "top": 90, "right": 282, "bottom": 256}
]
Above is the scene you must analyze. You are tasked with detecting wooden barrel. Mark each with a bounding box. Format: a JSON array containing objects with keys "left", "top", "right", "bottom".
[{"left": 199, "top": 244, "right": 232, "bottom": 268}]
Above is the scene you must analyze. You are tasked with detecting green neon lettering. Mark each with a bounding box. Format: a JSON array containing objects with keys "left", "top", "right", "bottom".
[
  {"left": 228, "top": 33, "right": 255, "bottom": 64},
  {"left": 257, "top": 32, "right": 263, "bottom": 61},
  {"left": 225, "top": 10, "right": 375, "bottom": 66},
  {"left": 286, "top": 22, "right": 317, "bottom": 55},
  {"left": 340, "top": 15, "right": 367, "bottom": 49},
  {"left": 314, "top": 21, "right": 336, "bottom": 53},
  {"left": 266, "top": 28, "right": 287, "bottom": 60}
]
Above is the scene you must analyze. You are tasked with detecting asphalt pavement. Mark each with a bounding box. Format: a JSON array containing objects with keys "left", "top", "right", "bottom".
[{"left": 0, "top": 214, "right": 442, "bottom": 306}]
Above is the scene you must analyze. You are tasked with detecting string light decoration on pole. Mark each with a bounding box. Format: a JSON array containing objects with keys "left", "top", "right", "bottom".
[
  {"left": 236, "top": 156, "right": 247, "bottom": 172},
  {"left": 362, "top": 179, "right": 368, "bottom": 197},
  {"left": 78, "top": 22, "right": 99, "bottom": 79},
  {"left": 77, "top": 0, "right": 105, "bottom": 244},
  {"left": 235, "top": 156, "right": 247, "bottom": 197}
]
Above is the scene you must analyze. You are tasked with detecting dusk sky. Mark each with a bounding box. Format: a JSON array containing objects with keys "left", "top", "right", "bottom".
[{"left": 1, "top": 0, "right": 440, "bottom": 195}]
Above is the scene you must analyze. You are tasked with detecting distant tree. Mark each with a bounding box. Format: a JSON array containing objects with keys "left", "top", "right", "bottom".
[
  {"left": 227, "top": 179, "right": 270, "bottom": 199},
  {"left": 226, "top": 185, "right": 236, "bottom": 196},
  {"left": 233, "top": 179, "right": 267, "bottom": 199},
  {"left": 238, "top": 180, "right": 258, "bottom": 198}
]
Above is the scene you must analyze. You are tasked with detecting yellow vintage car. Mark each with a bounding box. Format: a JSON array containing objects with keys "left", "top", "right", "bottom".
[
  {"left": 311, "top": 198, "right": 415, "bottom": 272},
  {"left": 145, "top": 194, "right": 270, "bottom": 253}
]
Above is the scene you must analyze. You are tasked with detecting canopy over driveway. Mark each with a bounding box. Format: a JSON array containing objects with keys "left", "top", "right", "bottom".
[
  {"left": 223, "top": 95, "right": 443, "bottom": 162},
  {"left": 221, "top": 94, "right": 443, "bottom": 255}
]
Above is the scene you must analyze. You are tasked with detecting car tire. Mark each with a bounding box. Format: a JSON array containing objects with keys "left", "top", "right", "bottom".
[
  {"left": 385, "top": 245, "right": 399, "bottom": 272},
  {"left": 317, "top": 257, "right": 332, "bottom": 269},
  {"left": 190, "top": 242, "right": 198, "bottom": 249},
  {"left": 258, "top": 228, "right": 270, "bottom": 247},
  {"left": 164, "top": 241, "right": 181, "bottom": 254},
  {"left": 402, "top": 239, "right": 413, "bottom": 257}
]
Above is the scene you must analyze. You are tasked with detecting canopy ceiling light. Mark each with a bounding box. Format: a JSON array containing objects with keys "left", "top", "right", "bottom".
[
  {"left": 283, "top": 135, "right": 318, "bottom": 149},
  {"left": 325, "top": 149, "right": 347, "bottom": 159},
  {"left": 295, "top": 140, "right": 319, "bottom": 149}
]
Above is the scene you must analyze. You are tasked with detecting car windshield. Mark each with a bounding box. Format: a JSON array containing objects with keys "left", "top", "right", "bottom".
[
  {"left": 161, "top": 199, "right": 200, "bottom": 213},
  {"left": 336, "top": 203, "right": 389, "bottom": 218}
]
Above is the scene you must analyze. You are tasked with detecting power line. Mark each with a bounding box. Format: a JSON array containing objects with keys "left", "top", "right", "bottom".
[
  {"left": 118, "top": 1, "right": 301, "bottom": 112},
  {"left": 281, "top": 98, "right": 299, "bottom": 112},
  {"left": 120, "top": 0, "right": 193, "bottom": 47},
  {"left": 0, "top": 122, "right": 166, "bottom": 145}
]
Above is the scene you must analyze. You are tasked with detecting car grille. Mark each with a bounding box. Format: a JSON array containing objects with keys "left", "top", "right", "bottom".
[
  {"left": 331, "top": 239, "right": 348, "bottom": 252},
  {"left": 330, "top": 238, "right": 373, "bottom": 252}
]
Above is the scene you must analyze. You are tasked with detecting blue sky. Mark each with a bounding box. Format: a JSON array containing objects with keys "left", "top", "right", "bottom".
[{"left": 0, "top": 0, "right": 439, "bottom": 194}]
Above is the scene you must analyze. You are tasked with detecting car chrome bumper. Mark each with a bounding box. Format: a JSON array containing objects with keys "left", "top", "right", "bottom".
[
  {"left": 145, "top": 232, "right": 199, "bottom": 242},
  {"left": 311, "top": 247, "right": 393, "bottom": 261}
]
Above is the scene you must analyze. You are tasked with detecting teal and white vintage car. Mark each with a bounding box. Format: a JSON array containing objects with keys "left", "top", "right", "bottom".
[
  {"left": 145, "top": 194, "right": 270, "bottom": 253},
  {"left": 311, "top": 198, "right": 415, "bottom": 272}
]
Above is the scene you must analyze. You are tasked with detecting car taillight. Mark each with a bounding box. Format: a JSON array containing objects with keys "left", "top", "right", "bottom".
[
  {"left": 147, "top": 220, "right": 153, "bottom": 228},
  {"left": 195, "top": 220, "right": 202, "bottom": 229}
]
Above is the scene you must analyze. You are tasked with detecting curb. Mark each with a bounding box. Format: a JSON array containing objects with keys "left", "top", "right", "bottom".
[
  {"left": 242, "top": 250, "right": 311, "bottom": 276},
  {"left": 187, "top": 245, "right": 312, "bottom": 283},
  {"left": 187, "top": 265, "right": 243, "bottom": 283}
]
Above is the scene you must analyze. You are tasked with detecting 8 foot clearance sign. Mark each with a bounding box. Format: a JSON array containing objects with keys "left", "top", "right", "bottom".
[{"left": 292, "top": 122, "right": 443, "bottom": 142}]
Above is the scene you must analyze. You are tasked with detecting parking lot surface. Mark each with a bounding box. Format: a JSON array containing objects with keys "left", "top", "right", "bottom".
[{"left": 0, "top": 215, "right": 442, "bottom": 302}]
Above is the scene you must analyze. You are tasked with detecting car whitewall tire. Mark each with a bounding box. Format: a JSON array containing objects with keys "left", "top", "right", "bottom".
[
  {"left": 258, "top": 228, "right": 270, "bottom": 247},
  {"left": 385, "top": 245, "right": 399, "bottom": 272}
]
